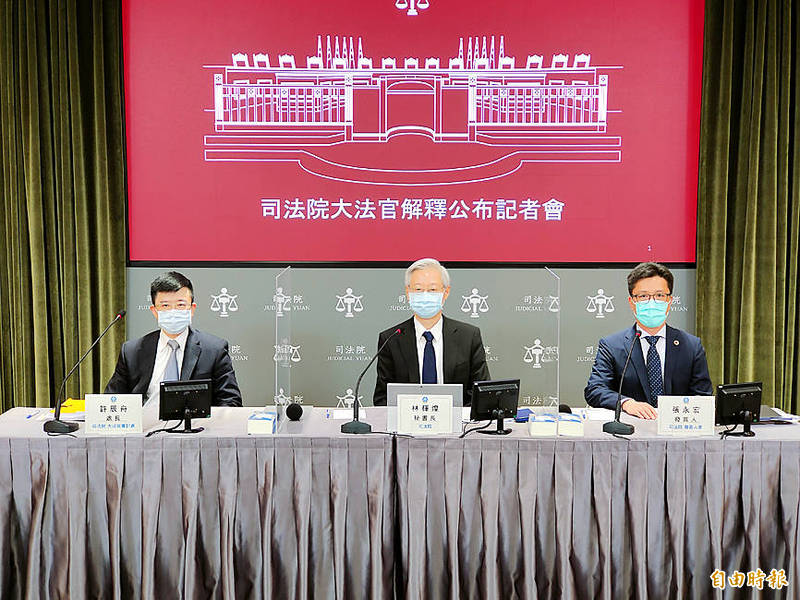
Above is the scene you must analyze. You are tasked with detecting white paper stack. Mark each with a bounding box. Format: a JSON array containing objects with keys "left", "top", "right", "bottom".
[
  {"left": 558, "top": 413, "right": 585, "bottom": 437},
  {"left": 528, "top": 413, "right": 558, "bottom": 437},
  {"left": 247, "top": 411, "right": 277, "bottom": 435}
]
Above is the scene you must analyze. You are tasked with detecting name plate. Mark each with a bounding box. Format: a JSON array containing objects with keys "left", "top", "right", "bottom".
[
  {"left": 657, "top": 395, "right": 715, "bottom": 436},
  {"left": 85, "top": 394, "right": 143, "bottom": 435},
  {"left": 397, "top": 394, "right": 454, "bottom": 435}
]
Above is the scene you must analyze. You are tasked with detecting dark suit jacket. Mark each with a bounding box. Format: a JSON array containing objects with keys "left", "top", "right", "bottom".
[
  {"left": 372, "top": 316, "right": 490, "bottom": 406},
  {"left": 584, "top": 324, "right": 713, "bottom": 410},
  {"left": 105, "top": 328, "right": 242, "bottom": 406}
]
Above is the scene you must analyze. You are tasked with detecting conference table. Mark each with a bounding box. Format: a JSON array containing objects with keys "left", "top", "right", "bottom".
[{"left": 0, "top": 406, "right": 796, "bottom": 599}]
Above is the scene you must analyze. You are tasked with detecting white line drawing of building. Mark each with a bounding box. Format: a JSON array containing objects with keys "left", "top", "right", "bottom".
[{"left": 203, "top": 35, "right": 622, "bottom": 185}]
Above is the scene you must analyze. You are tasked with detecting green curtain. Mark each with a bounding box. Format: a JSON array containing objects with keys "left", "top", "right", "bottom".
[
  {"left": 0, "top": 0, "right": 126, "bottom": 412},
  {"left": 697, "top": 0, "right": 800, "bottom": 411}
]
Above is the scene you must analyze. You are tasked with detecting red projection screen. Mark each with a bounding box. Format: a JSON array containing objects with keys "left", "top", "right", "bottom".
[{"left": 123, "top": 0, "right": 704, "bottom": 263}]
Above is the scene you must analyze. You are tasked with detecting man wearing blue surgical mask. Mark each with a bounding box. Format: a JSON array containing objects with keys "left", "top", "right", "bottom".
[
  {"left": 105, "top": 271, "right": 242, "bottom": 406},
  {"left": 584, "top": 262, "right": 712, "bottom": 419},
  {"left": 373, "top": 258, "right": 490, "bottom": 406}
]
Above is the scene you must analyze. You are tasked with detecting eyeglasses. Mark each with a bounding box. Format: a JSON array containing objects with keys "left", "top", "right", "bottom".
[
  {"left": 154, "top": 303, "right": 192, "bottom": 311},
  {"left": 631, "top": 293, "right": 671, "bottom": 303}
]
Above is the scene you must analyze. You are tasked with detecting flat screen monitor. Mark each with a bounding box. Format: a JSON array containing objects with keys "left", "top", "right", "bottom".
[
  {"left": 715, "top": 381, "right": 762, "bottom": 437},
  {"left": 159, "top": 379, "right": 212, "bottom": 434},
  {"left": 470, "top": 379, "right": 520, "bottom": 435}
]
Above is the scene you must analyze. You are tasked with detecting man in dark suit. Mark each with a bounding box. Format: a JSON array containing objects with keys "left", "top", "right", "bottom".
[
  {"left": 584, "top": 262, "right": 712, "bottom": 418},
  {"left": 373, "top": 258, "right": 490, "bottom": 406},
  {"left": 105, "top": 271, "right": 242, "bottom": 407}
]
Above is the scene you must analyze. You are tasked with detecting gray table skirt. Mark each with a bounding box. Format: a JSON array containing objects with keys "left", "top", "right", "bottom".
[
  {"left": 395, "top": 437, "right": 799, "bottom": 600},
  {"left": 0, "top": 435, "right": 394, "bottom": 600}
]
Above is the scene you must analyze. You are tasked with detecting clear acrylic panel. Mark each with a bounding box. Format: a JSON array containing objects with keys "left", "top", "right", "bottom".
[
  {"left": 524, "top": 267, "right": 560, "bottom": 421},
  {"left": 273, "top": 266, "right": 293, "bottom": 407}
]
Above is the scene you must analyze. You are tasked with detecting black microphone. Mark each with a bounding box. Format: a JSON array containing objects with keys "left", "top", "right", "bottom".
[
  {"left": 602, "top": 330, "right": 640, "bottom": 436},
  {"left": 286, "top": 402, "right": 303, "bottom": 421},
  {"left": 341, "top": 327, "right": 402, "bottom": 434},
  {"left": 44, "top": 310, "right": 126, "bottom": 434}
]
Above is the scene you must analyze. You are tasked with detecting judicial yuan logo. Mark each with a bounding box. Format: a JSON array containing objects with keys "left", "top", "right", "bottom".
[
  {"left": 395, "top": 0, "right": 429, "bottom": 17},
  {"left": 335, "top": 288, "right": 364, "bottom": 318},
  {"left": 483, "top": 345, "right": 500, "bottom": 363},
  {"left": 336, "top": 388, "right": 363, "bottom": 408},
  {"left": 461, "top": 288, "right": 489, "bottom": 318},
  {"left": 523, "top": 339, "right": 558, "bottom": 368},
  {"left": 210, "top": 288, "right": 239, "bottom": 317},
  {"left": 273, "top": 287, "right": 291, "bottom": 317},
  {"left": 586, "top": 289, "right": 615, "bottom": 318},
  {"left": 265, "top": 288, "right": 310, "bottom": 315},
  {"left": 274, "top": 341, "right": 302, "bottom": 366},
  {"left": 670, "top": 295, "right": 689, "bottom": 312}
]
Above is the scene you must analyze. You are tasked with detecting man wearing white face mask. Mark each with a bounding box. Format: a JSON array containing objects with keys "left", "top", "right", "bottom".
[
  {"left": 372, "top": 258, "right": 490, "bottom": 406},
  {"left": 105, "top": 271, "right": 242, "bottom": 407},
  {"left": 584, "top": 262, "right": 712, "bottom": 419}
]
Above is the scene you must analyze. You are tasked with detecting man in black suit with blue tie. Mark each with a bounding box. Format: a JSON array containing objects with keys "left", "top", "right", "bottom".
[
  {"left": 584, "top": 262, "right": 712, "bottom": 419},
  {"left": 372, "top": 258, "right": 490, "bottom": 406},
  {"left": 105, "top": 271, "right": 242, "bottom": 407}
]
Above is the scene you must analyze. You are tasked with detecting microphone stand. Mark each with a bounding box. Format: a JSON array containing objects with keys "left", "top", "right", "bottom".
[
  {"left": 44, "top": 311, "right": 126, "bottom": 434},
  {"left": 603, "top": 330, "right": 640, "bottom": 436},
  {"left": 342, "top": 328, "right": 401, "bottom": 434}
]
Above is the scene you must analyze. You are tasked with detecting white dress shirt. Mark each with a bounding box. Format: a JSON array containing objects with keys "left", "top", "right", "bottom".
[
  {"left": 145, "top": 328, "right": 189, "bottom": 407},
  {"left": 637, "top": 323, "right": 666, "bottom": 380},
  {"left": 414, "top": 316, "right": 444, "bottom": 384}
]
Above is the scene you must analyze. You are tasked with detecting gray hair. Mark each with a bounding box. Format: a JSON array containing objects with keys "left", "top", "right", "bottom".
[{"left": 404, "top": 258, "right": 451, "bottom": 288}]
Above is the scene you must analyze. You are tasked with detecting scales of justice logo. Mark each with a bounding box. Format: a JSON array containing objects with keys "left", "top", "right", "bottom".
[
  {"left": 335, "top": 288, "right": 364, "bottom": 318},
  {"left": 523, "top": 338, "right": 557, "bottom": 368},
  {"left": 586, "top": 288, "right": 614, "bottom": 318},
  {"left": 203, "top": 21, "right": 622, "bottom": 185},
  {"left": 210, "top": 288, "right": 239, "bottom": 317},
  {"left": 336, "top": 388, "right": 364, "bottom": 408},
  {"left": 274, "top": 339, "right": 302, "bottom": 366},
  {"left": 461, "top": 288, "right": 489, "bottom": 318}
]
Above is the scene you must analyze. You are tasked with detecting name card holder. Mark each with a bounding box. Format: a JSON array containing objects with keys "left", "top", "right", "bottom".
[
  {"left": 85, "top": 394, "right": 143, "bottom": 435},
  {"left": 657, "top": 395, "right": 715, "bottom": 436}
]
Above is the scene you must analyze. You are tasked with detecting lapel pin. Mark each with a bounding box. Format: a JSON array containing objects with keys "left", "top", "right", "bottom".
[{"left": 673, "top": 340, "right": 680, "bottom": 346}]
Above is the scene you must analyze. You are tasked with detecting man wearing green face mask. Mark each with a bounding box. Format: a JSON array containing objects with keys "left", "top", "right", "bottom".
[
  {"left": 105, "top": 271, "right": 242, "bottom": 407},
  {"left": 584, "top": 262, "right": 712, "bottom": 419},
  {"left": 372, "top": 258, "right": 490, "bottom": 406}
]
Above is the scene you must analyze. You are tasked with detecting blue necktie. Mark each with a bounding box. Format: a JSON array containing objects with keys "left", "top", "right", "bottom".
[
  {"left": 645, "top": 336, "right": 663, "bottom": 405},
  {"left": 422, "top": 331, "right": 437, "bottom": 384},
  {"left": 163, "top": 339, "right": 180, "bottom": 382}
]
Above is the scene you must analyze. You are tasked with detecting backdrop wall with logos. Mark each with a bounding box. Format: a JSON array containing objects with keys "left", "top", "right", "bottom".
[{"left": 125, "top": 266, "right": 696, "bottom": 407}]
